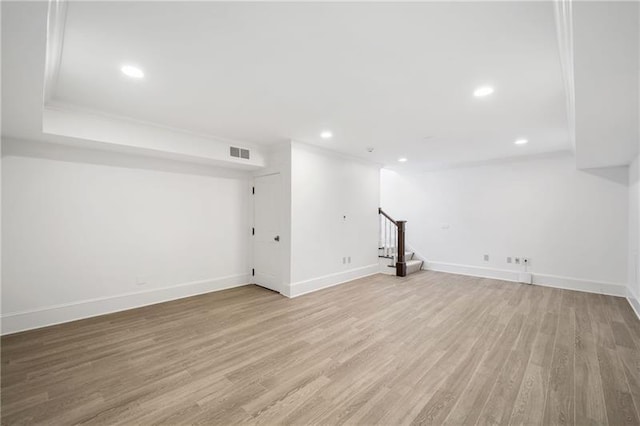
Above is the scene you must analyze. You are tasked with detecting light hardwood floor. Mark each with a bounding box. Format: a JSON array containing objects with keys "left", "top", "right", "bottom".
[{"left": 2, "top": 271, "right": 640, "bottom": 425}]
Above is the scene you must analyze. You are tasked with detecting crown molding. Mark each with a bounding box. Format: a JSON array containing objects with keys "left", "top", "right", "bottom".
[
  {"left": 43, "top": 0, "right": 67, "bottom": 105},
  {"left": 45, "top": 100, "right": 265, "bottom": 152},
  {"left": 554, "top": 0, "right": 576, "bottom": 153}
]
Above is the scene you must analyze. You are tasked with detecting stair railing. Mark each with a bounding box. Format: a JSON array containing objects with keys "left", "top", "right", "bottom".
[{"left": 378, "top": 208, "right": 407, "bottom": 277}]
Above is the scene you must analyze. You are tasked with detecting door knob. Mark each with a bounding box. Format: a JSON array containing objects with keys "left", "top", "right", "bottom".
[{"left": 274, "top": 235, "right": 280, "bottom": 242}]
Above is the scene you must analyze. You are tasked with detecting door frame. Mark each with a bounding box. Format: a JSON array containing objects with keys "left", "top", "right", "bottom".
[{"left": 252, "top": 172, "right": 283, "bottom": 293}]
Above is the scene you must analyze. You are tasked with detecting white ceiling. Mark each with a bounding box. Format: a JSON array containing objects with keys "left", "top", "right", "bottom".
[{"left": 47, "top": 1, "right": 570, "bottom": 169}]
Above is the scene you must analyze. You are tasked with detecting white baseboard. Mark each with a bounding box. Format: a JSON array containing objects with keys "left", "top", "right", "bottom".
[
  {"left": 425, "top": 261, "right": 519, "bottom": 282},
  {"left": 1, "top": 274, "right": 250, "bottom": 335},
  {"left": 286, "top": 264, "right": 380, "bottom": 298},
  {"left": 627, "top": 287, "right": 640, "bottom": 321},
  {"left": 425, "top": 261, "right": 627, "bottom": 297}
]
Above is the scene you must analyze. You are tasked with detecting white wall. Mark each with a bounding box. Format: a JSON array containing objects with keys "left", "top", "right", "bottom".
[
  {"left": 288, "top": 142, "right": 380, "bottom": 297},
  {"left": 382, "top": 153, "right": 629, "bottom": 295},
  {"left": 573, "top": 1, "right": 639, "bottom": 168},
  {"left": 629, "top": 157, "right": 639, "bottom": 309},
  {"left": 1, "top": 139, "right": 382, "bottom": 331},
  {"left": 2, "top": 140, "right": 252, "bottom": 334},
  {"left": 628, "top": 13, "right": 640, "bottom": 315}
]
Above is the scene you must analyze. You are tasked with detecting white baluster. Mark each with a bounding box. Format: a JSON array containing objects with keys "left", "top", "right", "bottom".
[
  {"left": 384, "top": 218, "right": 387, "bottom": 255},
  {"left": 393, "top": 223, "right": 397, "bottom": 259},
  {"left": 386, "top": 220, "right": 390, "bottom": 257}
]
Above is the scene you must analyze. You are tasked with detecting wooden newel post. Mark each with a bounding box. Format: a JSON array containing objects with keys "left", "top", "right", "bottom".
[{"left": 396, "top": 220, "right": 407, "bottom": 277}]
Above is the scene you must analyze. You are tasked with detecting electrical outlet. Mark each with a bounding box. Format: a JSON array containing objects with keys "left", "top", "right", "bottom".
[
  {"left": 515, "top": 258, "right": 520, "bottom": 264},
  {"left": 507, "top": 257, "right": 512, "bottom": 263},
  {"left": 348, "top": 256, "right": 351, "bottom": 264},
  {"left": 483, "top": 254, "right": 489, "bottom": 261}
]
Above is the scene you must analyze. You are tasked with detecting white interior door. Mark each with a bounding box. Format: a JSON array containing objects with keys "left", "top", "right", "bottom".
[{"left": 253, "top": 173, "right": 282, "bottom": 292}]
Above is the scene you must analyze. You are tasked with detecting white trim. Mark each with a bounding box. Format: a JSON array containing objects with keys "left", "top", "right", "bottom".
[
  {"left": 385, "top": 150, "right": 573, "bottom": 174},
  {"left": 425, "top": 261, "right": 627, "bottom": 297},
  {"left": 44, "top": 0, "right": 67, "bottom": 104},
  {"left": 425, "top": 261, "right": 520, "bottom": 282},
  {"left": 1, "top": 274, "right": 250, "bottom": 335},
  {"left": 533, "top": 273, "right": 626, "bottom": 297},
  {"left": 44, "top": 101, "right": 262, "bottom": 153},
  {"left": 290, "top": 140, "right": 383, "bottom": 169},
  {"left": 627, "top": 286, "right": 640, "bottom": 321},
  {"left": 553, "top": 0, "right": 576, "bottom": 152},
  {"left": 286, "top": 264, "right": 379, "bottom": 298}
]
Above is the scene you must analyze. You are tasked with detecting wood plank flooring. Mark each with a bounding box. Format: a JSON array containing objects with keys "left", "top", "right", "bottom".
[{"left": 2, "top": 271, "right": 640, "bottom": 425}]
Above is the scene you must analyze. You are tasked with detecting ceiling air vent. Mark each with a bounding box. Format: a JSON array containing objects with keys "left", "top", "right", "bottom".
[{"left": 230, "top": 146, "right": 250, "bottom": 160}]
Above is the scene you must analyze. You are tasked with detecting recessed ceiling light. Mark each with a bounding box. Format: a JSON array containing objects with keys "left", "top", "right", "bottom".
[
  {"left": 121, "top": 65, "right": 144, "bottom": 79},
  {"left": 398, "top": 157, "right": 408, "bottom": 162},
  {"left": 320, "top": 130, "right": 333, "bottom": 139},
  {"left": 514, "top": 138, "right": 528, "bottom": 145},
  {"left": 473, "top": 86, "right": 494, "bottom": 97}
]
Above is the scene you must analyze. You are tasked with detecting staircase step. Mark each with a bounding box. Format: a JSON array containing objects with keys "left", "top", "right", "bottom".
[
  {"left": 390, "top": 252, "right": 414, "bottom": 261},
  {"left": 401, "top": 252, "right": 414, "bottom": 260},
  {"left": 386, "top": 258, "right": 424, "bottom": 275},
  {"left": 380, "top": 252, "right": 413, "bottom": 259},
  {"left": 406, "top": 259, "right": 423, "bottom": 275}
]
